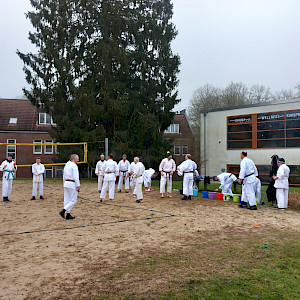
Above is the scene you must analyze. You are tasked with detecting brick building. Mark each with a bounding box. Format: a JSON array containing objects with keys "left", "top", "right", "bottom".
[
  {"left": 0, "top": 98, "right": 61, "bottom": 178},
  {"left": 163, "top": 110, "right": 196, "bottom": 167}
]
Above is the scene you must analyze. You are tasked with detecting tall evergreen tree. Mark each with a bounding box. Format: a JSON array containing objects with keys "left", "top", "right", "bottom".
[{"left": 18, "top": 0, "right": 180, "bottom": 167}]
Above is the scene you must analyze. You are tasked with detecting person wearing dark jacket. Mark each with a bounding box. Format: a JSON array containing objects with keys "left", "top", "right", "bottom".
[{"left": 266, "top": 155, "right": 278, "bottom": 205}]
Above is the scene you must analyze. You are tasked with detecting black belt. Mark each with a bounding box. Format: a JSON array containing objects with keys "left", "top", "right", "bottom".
[
  {"left": 120, "top": 170, "right": 128, "bottom": 174},
  {"left": 184, "top": 171, "right": 194, "bottom": 173},
  {"left": 65, "top": 179, "right": 75, "bottom": 182},
  {"left": 244, "top": 173, "right": 254, "bottom": 178},
  {"left": 163, "top": 170, "right": 172, "bottom": 179}
]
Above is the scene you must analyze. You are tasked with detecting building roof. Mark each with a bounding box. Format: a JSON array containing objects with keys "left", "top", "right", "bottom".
[
  {"left": 200, "top": 97, "right": 300, "bottom": 114},
  {"left": 0, "top": 98, "right": 49, "bottom": 131}
]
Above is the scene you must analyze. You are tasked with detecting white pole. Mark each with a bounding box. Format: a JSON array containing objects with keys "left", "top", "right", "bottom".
[{"left": 105, "top": 138, "right": 109, "bottom": 160}]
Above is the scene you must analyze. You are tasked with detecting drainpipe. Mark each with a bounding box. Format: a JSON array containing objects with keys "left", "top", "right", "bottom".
[{"left": 203, "top": 112, "right": 207, "bottom": 177}]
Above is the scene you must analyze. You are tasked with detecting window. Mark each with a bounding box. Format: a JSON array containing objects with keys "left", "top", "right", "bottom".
[
  {"left": 6, "top": 139, "right": 16, "bottom": 160},
  {"left": 227, "top": 109, "right": 300, "bottom": 149},
  {"left": 9, "top": 118, "right": 18, "bottom": 124},
  {"left": 33, "top": 139, "right": 42, "bottom": 154},
  {"left": 39, "top": 113, "right": 54, "bottom": 125},
  {"left": 164, "top": 124, "right": 179, "bottom": 133},
  {"left": 45, "top": 167, "right": 53, "bottom": 178},
  {"left": 182, "top": 144, "right": 188, "bottom": 155},
  {"left": 44, "top": 140, "right": 53, "bottom": 154},
  {"left": 55, "top": 167, "right": 63, "bottom": 178},
  {"left": 174, "top": 144, "right": 180, "bottom": 155}
]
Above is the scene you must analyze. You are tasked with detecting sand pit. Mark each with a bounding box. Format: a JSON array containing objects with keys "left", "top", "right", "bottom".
[{"left": 0, "top": 180, "right": 299, "bottom": 299}]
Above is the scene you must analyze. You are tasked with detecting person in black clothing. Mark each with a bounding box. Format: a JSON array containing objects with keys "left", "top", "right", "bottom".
[{"left": 266, "top": 155, "right": 278, "bottom": 205}]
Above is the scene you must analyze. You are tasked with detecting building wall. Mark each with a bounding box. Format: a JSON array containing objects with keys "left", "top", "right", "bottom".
[
  {"left": 0, "top": 131, "right": 56, "bottom": 178},
  {"left": 200, "top": 101, "right": 300, "bottom": 177}
]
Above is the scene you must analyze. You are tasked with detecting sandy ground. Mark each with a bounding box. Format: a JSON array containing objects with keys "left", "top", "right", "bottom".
[{"left": 0, "top": 180, "right": 299, "bottom": 299}]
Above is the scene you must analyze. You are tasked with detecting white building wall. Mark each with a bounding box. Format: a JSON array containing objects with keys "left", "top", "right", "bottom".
[{"left": 200, "top": 100, "right": 300, "bottom": 176}]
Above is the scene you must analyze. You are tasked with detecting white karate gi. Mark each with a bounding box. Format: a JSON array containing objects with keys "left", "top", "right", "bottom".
[
  {"left": 217, "top": 172, "right": 237, "bottom": 196},
  {"left": 117, "top": 159, "right": 130, "bottom": 191},
  {"left": 178, "top": 159, "right": 197, "bottom": 196},
  {"left": 0, "top": 160, "right": 17, "bottom": 198},
  {"left": 130, "top": 162, "right": 145, "bottom": 200},
  {"left": 159, "top": 158, "right": 176, "bottom": 194},
  {"left": 63, "top": 161, "right": 80, "bottom": 213},
  {"left": 143, "top": 168, "right": 155, "bottom": 188},
  {"left": 239, "top": 157, "right": 258, "bottom": 206},
  {"left": 128, "top": 162, "right": 136, "bottom": 194},
  {"left": 274, "top": 164, "right": 290, "bottom": 209},
  {"left": 95, "top": 159, "right": 105, "bottom": 192},
  {"left": 100, "top": 159, "right": 119, "bottom": 200},
  {"left": 32, "top": 162, "right": 45, "bottom": 197},
  {"left": 254, "top": 177, "right": 261, "bottom": 204}
]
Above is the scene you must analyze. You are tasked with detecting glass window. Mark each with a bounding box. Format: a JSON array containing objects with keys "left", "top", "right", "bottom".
[
  {"left": 174, "top": 144, "right": 180, "bottom": 155},
  {"left": 45, "top": 167, "right": 53, "bottom": 178},
  {"left": 182, "top": 145, "right": 188, "bottom": 155},
  {"left": 286, "top": 139, "right": 300, "bottom": 148},
  {"left": 228, "top": 141, "right": 252, "bottom": 149},
  {"left": 286, "top": 130, "right": 300, "bottom": 138},
  {"left": 39, "top": 113, "right": 52, "bottom": 125},
  {"left": 257, "top": 112, "right": 284, "bottom": 122},
  {"left": 6, "top": 139, "right": 16, "bottom": 160},
  {"left": 33, "top": 139, "right": 42, "bottom": 154},
  {"left": 228, "top": 132, "right": 252, "bottom": 140},
  {"left": 55, "top": 167, "right": 64, "bottom": 178},
  {"left": 257, "top": 130, "right": 285, "bottom": 139},
  {"left": 44, "top": 140, "right": 53, "bottom": 154},
  {"left": 228, "top": 124, "right": 252, "bottom": 133},
  {"left": 257, "top": 140, "right": 285, "bottom": 148},
  {"left": 286, "top": 120, "right": 300, "bottom": 129},
  {"left": 257, "top": 121, "right": 284, "bottom": 131},
  {"left": 165, "top": 124, "right": 179, "bottom": 133},
  {"left": 9, "top": 118, "right": 18, "bottom": 124},
  {"left": 286, "top": 110, "right": 300, "bottom": 119},
  {"left": 228, "top": 116, "right": 251, "bottom": 123}
]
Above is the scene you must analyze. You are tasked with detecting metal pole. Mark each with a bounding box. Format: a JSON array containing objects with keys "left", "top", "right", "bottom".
[
  {"left": 105, "top": 138, "right": 109, "bottom": 160},
  {"left": 203, "top": 113, "right": 207, "bottom": 190}
]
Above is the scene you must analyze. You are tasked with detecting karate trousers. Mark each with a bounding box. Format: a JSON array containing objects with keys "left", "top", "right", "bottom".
[
  {"left": 98, "top": 175, "right": 104, "bottom": 192},
  {"left": 222, "top": 184, "right": 233, "bottom": 197},
  {"left": 144, "top": 179, "right": 151, "bottom": 188},
  {"left": 276, "top": 188, "right": 289, "bottom": 209},
  {"left": 2, "top": 178, "right": 13, "bottom": 197},
  {"left": 135, "top": 181, "right": 143, "bottom": 200},
  {"left": 183, "top": 173, "right": 193, "bottom": 196},
  {"left": 255, "top": 180, "right": 261, "bottom": 204},
  {"left": 130, "top": 177, "right": 136, "bottom": 194},
  {"left": 160, "top": 173, "right": 172, "bottom": 193},
  {"left": 118, "top": 172, "right": 129, "bottom": 190},
  {"left": 32, "top": 181, "right": 43, "bottom": 196},
  {"left": 64, "top": 187, "right": 78, "bottom": 213},
  {"left": 100, "top": 180, "right": 116, "bottom": 199},
  {"left": 242, "top": 182, "right": 256, "bottom": 206}
]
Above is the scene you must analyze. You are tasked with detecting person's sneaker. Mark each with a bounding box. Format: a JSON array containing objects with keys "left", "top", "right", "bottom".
[
  {"left": 30, "top": 196, "right": 36, "bottom": 200},
  {"left": 3, "top": 199, "right": 11, "bottom": 203},
  {"left": 188, "top": 195, "right": 192, "bottom": 200},
  {"left": 40, "top": 196, "right": 44, "bottom": 200},
  {"left": 66, "top": 213, "right": 75, "bottom": 219},
  {"left": 181, "top": 196, "right": 188, "bottom": 200},
  {"left": 238, "top": 203, "right": 247, "bottom": 208},
  {"left": 59, "top": 209, "right": 66, "bottom": 219},
  {"left": 250, "top": 205, "right": 258, "bottom": 210}
]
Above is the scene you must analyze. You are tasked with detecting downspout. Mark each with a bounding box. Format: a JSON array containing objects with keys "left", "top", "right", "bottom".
[{"left": 203, "top": 112, "right": 207, "bottom": 177}]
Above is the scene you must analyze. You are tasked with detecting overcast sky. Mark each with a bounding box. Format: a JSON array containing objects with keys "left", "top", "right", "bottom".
[{"left": 0, "top": 0, "right": 299, "bottom": 110}]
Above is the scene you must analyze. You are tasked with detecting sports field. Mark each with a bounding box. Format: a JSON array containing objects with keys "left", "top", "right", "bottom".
[{"left": 0, "top": 179, "right": 299, "bottom": 299}]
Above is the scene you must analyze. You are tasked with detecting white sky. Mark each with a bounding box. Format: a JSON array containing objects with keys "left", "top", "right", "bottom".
[{"left": 0, "top": 0, "right": 299, "bottom": 110}]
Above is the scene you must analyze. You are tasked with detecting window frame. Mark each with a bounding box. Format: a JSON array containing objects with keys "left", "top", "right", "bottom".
[
  {"left": 174, "top": 144, "right": 181, "bottom": 155},
  {"left": 33, "top": 139, "right": 42, "bottom": 154},
  {"left": 44, "top": 139, "right": 53, "bottom": 154},
  {"left": 6, "top": 139, "right": 16, "bottom": 160},
  {"left": 182, "top": 144, "right": 188, "bottom": 155},
  {"left": 44, "top": 167, "right": 53, "bottom": 178}
]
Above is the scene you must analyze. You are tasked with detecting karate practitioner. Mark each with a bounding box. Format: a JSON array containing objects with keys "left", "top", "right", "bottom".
[
  {"left": 159, "top": 151, "right": 176, "bottom": 198},
  {"left": 59, "top": 154, "right": 80, "bottom": 220},
  {"left": 0, "top": 154, "right": 17, "bottom": 203},
  {"left": 127, "top": 160, "right": 137, "bottom": 197},
  {"left": 254, "top": 177, "right": 262, "bottom": 204},
  {"left": 238, "top": 151, "right": 258, "bottom": 210},
  {"left": 177, "top": 154, "right": 197, "bottom": 200},
  {"left": 143, "top": 168, "right": 156, "bottom": 191},
  {"left": 100, "top": 154, "right": 119, "bottom": 202},
  {"left": 31, "top": 157, "right": 45, "bottom": 200},
  {"left": 129, "top": 157, "right": 145, "bottom": 203},
  {"left": 95, "top": 154, "right": 105, "bottom": 193},
  {"left": 117, "top": 154, "right": 130, "bottom": 192},
  {"left": 213, "top": 172, "right": 237, "bottom": 196},
  {"left": 273, "top": 158, "right": 290, "bottom": 210}
]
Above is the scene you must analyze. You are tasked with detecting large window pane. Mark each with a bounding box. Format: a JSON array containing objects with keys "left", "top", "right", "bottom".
[
  {"left": 286, "top": 130, "right": 300, "bottom": 138},
  {"left": 228, "top": 132, "right": 252, "bottom": 141},
  {"left": 228, "top": 124, "right": 252, "bottom": 132},
  {"left": 286, "top": 110, "right": 300, "bottom": 119},
  {"left": 227, "top": 166, "right": 240, "bottom": 173},
  {"left": 257, "top": 165, "right": 271, "bottom": 174},
  {"left": 286, "top": 120, "right": 300, "bottom": 129},
  {"left": 257, "top": 112, "right": 284, "bottom": 122},
  {"left": 257, "top": 139, "right": 285, "bottom": 148},
  {"left": 228, "top": 141, "right": 252, "bottom": 149},
  {"left": 257, "top": 121, "right": 284, "bottom": 131},
  {"left": 286, "top": 139, "right": 300, "bottom": 147},
  {"left": 257, "top": 130, "right": 285, "bottom": 139}
]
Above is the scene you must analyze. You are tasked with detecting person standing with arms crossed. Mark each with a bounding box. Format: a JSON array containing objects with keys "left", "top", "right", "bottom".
[
  {"left": 31, "top": 157, "right": 45, "bottom": 200},
  {"left": 117, "top": 154, "right": 130, "bottom": 193},
  {"left": 159, "top": 151, "right": 176, "bottom": 198},
  {"left": 95, "top": 154, "right": 105, "bottom": 193},
  {"left": 59, "top": 154, "right": 80, "bottom": 220}
]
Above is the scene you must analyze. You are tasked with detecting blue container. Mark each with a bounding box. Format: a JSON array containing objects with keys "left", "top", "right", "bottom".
[
  {"left": 179, "top": 189, "right": 183, "bottom": 195},
  {"left": 239, "top": 195, "right": 242, "bottom": 203},
  {"left": 193, "top": 189, "right": 198, "bottom": 197},
  {"left": 202, "top": 191, "right": 209, "bottom": 198}
]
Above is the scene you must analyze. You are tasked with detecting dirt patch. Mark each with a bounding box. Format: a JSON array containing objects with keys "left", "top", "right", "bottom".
[{"left": 0, "top": 180, "right": 299, "bottom": 299}]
